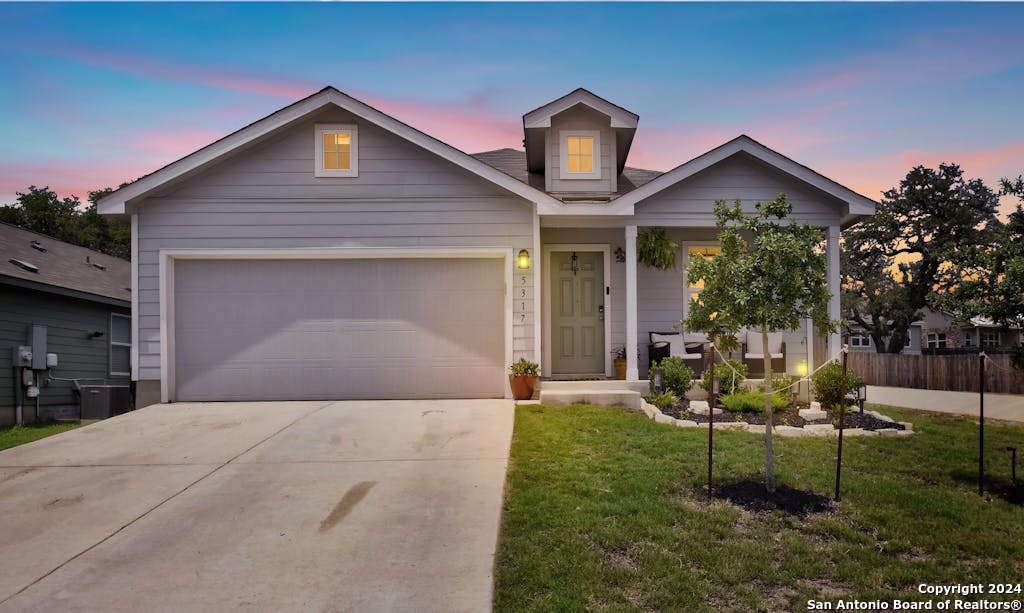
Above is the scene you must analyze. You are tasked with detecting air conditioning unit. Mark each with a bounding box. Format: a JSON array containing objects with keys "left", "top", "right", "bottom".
[{"left": 79, "top": 385, "right": 131, "bottom": 420}]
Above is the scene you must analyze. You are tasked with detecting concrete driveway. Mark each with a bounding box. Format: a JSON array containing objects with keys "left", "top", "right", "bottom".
[{"left": 0, "top": 399, "right": 514, "bottom": 612}]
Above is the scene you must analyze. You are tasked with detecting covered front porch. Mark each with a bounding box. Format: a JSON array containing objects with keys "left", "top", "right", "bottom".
[{"left": 537, "top": 224, "right": 842, "bottom": 384}]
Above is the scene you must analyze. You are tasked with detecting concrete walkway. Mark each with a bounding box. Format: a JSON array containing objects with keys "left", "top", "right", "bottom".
[
  {"left": 868, "top": 386, "right": 1024, "bottom": 423},
  {"left": 0, "top": 399, "right": 514, "bottom": 612}
]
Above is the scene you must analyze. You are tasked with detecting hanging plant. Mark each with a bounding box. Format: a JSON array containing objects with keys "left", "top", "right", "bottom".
[{"left": 637, "top": 228, "right": 678, "bottom": 270}]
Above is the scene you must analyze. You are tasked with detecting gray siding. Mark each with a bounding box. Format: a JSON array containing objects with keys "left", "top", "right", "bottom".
[
  {"left": 634, "top": 153, "right": 846, "bottom": 227},
  {"left": 135, "top": 106, "right": 536, "bottom": 382},
  {"left": 1, "top": 284, "right": 129, "bottom": 424},
  {"left": 546, "top": 106, "right": 615, "bottom": 194}
]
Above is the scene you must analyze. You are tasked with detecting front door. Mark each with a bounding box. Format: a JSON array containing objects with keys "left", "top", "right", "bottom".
[{"left": 550, "top": 251, "right": 605, "bottom": 374}]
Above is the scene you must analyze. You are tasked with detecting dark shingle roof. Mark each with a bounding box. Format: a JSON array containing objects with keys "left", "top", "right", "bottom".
[
  {"left": 470, "top": 148, "right": 663, "bottom": 199},
  {"left": 0, "top": 223, "right": 130, "bottom": 302}
]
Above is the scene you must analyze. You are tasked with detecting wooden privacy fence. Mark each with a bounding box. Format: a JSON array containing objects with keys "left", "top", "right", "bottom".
[{"left": 847, "top": 352, "right": 1024, "bottom": 395}]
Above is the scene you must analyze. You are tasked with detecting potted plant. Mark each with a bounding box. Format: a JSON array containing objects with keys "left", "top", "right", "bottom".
[
  {"left": 509, "top": 358, "right": 540, "bottom": 400},
  {"left": 613, "top": 346, "right": 627, "bottom": 380}
]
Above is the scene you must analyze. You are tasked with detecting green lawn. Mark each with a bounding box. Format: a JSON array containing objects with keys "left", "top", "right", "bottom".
[
  {"left": 494, "top": 404, "right": 1024, "bottom": 612},
  {"left": 0, "top": 422, "right": 82, "bottom": 451}
]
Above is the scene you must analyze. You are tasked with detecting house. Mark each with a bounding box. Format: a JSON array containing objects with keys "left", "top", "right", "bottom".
[
  {"left": 848, "top": 307, "right": 1022, "bottom": 353},
  {"left": 97, "top": 87, "right": 875, "bottom": 406},
  {"left": 0, "top": 224, "right": 131, "bottom": 424}
]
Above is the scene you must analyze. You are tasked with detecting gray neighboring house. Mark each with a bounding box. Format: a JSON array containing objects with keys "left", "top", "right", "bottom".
[
  {"left": 0, "top": 224, "right": 131, "bottom": 424},
  {"left": 848, "top": 307, "right": 1023, "bottom": 353},
  {"left": 98, "top": 86, "right": 875, "bottom": 406}
]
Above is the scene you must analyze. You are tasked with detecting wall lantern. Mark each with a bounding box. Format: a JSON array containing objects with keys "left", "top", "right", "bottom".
[
  {"left": 516, "top": 249, "right": 531, "bottom": 270},
  {"left": 796, "top": 359, "right": 808, "bottom": 377},
  {"left": 614, "top": 247, "right": 626, "bottom": 263}
]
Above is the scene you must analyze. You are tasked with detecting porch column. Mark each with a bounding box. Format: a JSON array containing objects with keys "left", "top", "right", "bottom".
[
  {"left": 826, "top": 224, "right": 841, "bottom": 359},
  {"left": 625, "top": 225, "right": 639, "bottom": 380}
]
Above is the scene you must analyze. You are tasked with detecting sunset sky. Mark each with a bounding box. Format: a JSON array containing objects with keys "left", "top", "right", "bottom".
[{"left": 1, "top": 3, "right": 1022, "bottom": 213}]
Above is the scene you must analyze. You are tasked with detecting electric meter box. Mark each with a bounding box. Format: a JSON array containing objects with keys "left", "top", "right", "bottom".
[{"left": 12, "top": 346, "right": 32, "bottom": 367}]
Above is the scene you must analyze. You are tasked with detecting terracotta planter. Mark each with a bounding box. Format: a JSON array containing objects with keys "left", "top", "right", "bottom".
[
  {"left": 509, "top": 375, "right": 538, "bottom": 400},
  {"left": 614, "top": 359, "right": 627, "bottom": 380}
]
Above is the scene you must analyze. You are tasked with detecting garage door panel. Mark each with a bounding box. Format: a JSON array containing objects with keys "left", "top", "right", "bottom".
[{"left": 174, "top": 258, "right": 506, "bottom": 401}]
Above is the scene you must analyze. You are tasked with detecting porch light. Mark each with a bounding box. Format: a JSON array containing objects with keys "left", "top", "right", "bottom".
[
  {"left": 516, "top": 249, "right": 531, "bottom": 270},
  {"left": 796, "top": 360, "right": 808, "bottom": 377}
]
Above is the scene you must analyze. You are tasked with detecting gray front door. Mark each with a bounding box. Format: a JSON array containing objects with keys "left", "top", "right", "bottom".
[{"left": 550, "top": 251, "right": 605, "bottom": 374}]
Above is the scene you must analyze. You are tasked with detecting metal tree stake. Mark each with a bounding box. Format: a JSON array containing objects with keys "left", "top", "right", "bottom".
[
  {"left": 979, "top": 352, "right": 986, "bottom": 496},
  {"left": 834, "top": 340, "right": 849, "bottom": 502},
  {"left": 707, "top": 340, "right": 715, "bottom": 501}
]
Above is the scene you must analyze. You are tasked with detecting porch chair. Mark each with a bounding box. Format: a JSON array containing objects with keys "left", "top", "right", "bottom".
[
  {"left": 648, "top": 331, "right": 707, "bottom": 375},
  {"left": 742, "top": 330, "right": 786, "bottom": 378}
]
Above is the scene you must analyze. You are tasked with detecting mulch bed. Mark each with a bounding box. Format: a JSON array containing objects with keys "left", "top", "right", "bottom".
[
  {"left": 713, "top": 479, "right": 835, "bottom": 517},
  {"left": 660, "top": 400, "right": 905, "bottom": 431}
]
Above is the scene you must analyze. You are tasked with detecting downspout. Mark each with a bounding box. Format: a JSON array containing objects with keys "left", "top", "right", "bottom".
[{"left": 13, "top": 367, "right": 23, "bottom": 426}]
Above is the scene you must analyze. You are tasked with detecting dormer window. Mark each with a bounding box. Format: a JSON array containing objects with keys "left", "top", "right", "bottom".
[
  {"left": 315, "top": 124, "right": 358, "bottom": 177},
  {"left": 560, "top": 130, "right": 600, "bottom": 179}
]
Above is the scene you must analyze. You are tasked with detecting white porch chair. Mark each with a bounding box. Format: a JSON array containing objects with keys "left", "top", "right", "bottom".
[{"left": 742, "top": 330, "right": 786, "bottom": 377}]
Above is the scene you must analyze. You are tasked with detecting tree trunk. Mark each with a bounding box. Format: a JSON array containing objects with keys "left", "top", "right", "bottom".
[{"left": 762, "top": 325, "right": 775, "bottom": 493}]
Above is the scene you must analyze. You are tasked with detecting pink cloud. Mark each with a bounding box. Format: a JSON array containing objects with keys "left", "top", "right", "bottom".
[
  {"left": 45, "top": 42, "right": 317, "bottom": 99},
  {"left": 132, "top": 129, "right": 228, "bottom": 156},
  {"left": 0, "top": 161, "right": 155, "bottom": 204}
]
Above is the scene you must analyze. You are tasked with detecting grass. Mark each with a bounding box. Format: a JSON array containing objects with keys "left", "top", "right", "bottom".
[
  {"left": 493, "top": 403, "right": 1024, "bottom": 612},
  {"left": 0, "top": 422, "right": 81, "bottom": 451}
]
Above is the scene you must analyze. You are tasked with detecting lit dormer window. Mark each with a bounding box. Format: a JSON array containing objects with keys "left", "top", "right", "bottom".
[
  {"left": 560, "top": 130, "right": 600, "bottom": 180},
  {"left": 315, "top": 124, "right": 358, "bottom": 177}
]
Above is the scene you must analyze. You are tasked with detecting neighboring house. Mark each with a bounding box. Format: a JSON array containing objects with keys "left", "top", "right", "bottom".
[
  {"left": 849, "top": 307, "right": 1022, "bottom": 354},
  {"left": 97, "top": 87, "right": 875, "bottom": 405},
  {"left": 0, "top": 224, "right": 131, "bottom": 424}
]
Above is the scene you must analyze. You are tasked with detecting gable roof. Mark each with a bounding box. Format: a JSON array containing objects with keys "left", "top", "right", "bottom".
[
  {"left": 97, "top": 86, "right": 564, "bottom": 215},
  {"left": 522, "top": 88, "right": 639, "bottom": 175},
  {"left": 0, "top": 223, "right": 130, "bottom": 304},
  {"left": 594, "top": 135, "right": 877, "bottom": 227},
  {"left": 522, "top": 88, "right": 639, "bottom": 130},
  {"left": 471, "top": 148, "right": 662, "bottom": 198}
]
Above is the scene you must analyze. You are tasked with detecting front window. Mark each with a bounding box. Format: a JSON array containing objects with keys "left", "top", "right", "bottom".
[
  {"left": 560, "top": 131, "right": 600, "bottom": 179},
  {"left": 684, "top": 245, "right": 719, "bottom": 317},
  {"left": 964, "top": 331, "right": 974, "bottom": 347},
  {"left": 981, "top": 332, "right": 999, "bottom": 348},
  {"left": 110, "top": 313, "right": 131, "bottom": 376},
  {"left": 926, "top": 333, "right": 947, "bottom": 349},
  {"left": 315, "top": 124, "right": 358, "bottom": 177},
  {"left": 850, "top": 332, "right": 870, "bottom": 347}
]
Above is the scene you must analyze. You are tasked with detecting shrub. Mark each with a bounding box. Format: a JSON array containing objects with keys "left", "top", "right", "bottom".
[
  {"left": 509, "top": 358, "right": 539, "bottom": 377},
  {"left": 770, "top": 375, "right": 794, "bottom": 408},
  {"left": 700, "top": 359, "right": 748, "bottom": 395},
  {"left": 656, "top": 357, "right": 694, "bottom": 396},
  {"left": 719, "top": 389, "right": 788, "bottom": 413},
  {"left": 646, "top": 391, "right": 679, "bottom": 411},
  {"left": 811, "top": 361, "right": 863, "bottom": 409}
]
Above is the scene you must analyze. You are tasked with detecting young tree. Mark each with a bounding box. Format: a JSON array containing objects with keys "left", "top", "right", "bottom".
[
  {"left": 937, "top": 176, "right": 1024, "bottom": 330},
  {"left": 842, "top": 164, "right": 1001, "bottom": 352},
  {"left": 684, "top": 195, "right": 835, "bottom": 492}
]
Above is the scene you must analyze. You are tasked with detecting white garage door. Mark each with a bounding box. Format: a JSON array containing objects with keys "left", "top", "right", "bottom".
[{"left": 172, "top": 258, "right": 506, "bottom": 401}]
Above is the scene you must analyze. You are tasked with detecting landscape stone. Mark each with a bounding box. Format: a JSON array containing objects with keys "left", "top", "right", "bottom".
[
  {"left": 876, "top": 428, "right": 900, "bottom": 437},
  {"left": 775, "top": 425, "right": 807, "bottom": 438},
  {"left": 654, "top": 413, "right": 674, "bottom": 425},
  {"left": 810, "top": 401, "right": 823, "bottom": 411},
  {"left": 798, "top": 408, "right": 828, "bottom": 421},
  {"left": 899, "top": 422, "right": 913, "bottom": 431},
  {"left": 897, "top": 430, "right": 916, "bottom": 436},
  {"left": 688, "top": 400, "right": 722, "bottom": 416},
  {"left": 712, "top": 422, "right": 748, "bottom": 431},
  {"left": 674, "top": 419, "right": 699, "bottom": 428},
  {"left": 804, "top": 423, "right": 836, "bottom": 434},
  {"left": 745, "top": 424, "right": 767, "bottom": 434}
]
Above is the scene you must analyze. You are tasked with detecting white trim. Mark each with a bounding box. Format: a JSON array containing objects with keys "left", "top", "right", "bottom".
[
  {"left": 98, "top": 88, "right": 561, "bottom": 215},
  {"left": 541, "top": 243, "right": 612, "bottom": 378},
  {"left": 625, "top": 226, "right": 639, "bottom": 381},
  {"left": 826, "top": 225, "right": 841, "bottom": 358},
  {"left": 532, "top": 207, "right": 542, "bottom": 371},
  {"left": 523, "top": 88, "right": 638, "bottom": 129},
  {"left": 314, "top": 123, "right": 358, "bottom": 178},
  {"left": 158, "top": 246, "right": 514, "bottom": 403},
  {"left": 130, "top": 214, "right": 139, "bottom": 381},
  {"left": 559, "top": 130, "right": 601, "bottom": 180},
  {"left": 681, "top": 241, "right": 719, "bottom": 322},
  {"left": 109, "top": 313, "right": 132, "bottom": 377}
]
